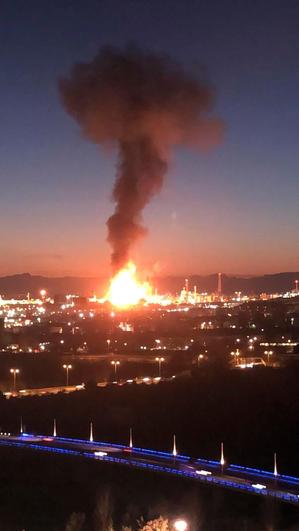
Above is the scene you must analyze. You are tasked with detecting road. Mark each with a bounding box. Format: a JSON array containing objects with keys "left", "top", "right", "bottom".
[
  {"left": 4, "top": 384, "right": 85, "bottom": 399},
  {"left": 4, "top": 375, "right": 171, "bottom": 398},
  {"left": 0, "top": 434, "right": 298, "bottom": 505}
]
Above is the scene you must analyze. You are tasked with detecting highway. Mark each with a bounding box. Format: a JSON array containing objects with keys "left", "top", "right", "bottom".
[
  {"left": 4, "top": 383, "right": 85, "bottom": 399},
  {"left": 0, "top": 434, "right": 299, "bottom": 505},
  {"left": 3, "top": 375, "right": 170, "bottom": 398}
]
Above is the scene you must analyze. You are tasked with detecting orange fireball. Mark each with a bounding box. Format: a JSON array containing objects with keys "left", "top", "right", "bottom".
[{"left": 106, "top": 262, "right": 151, "bottom": 307}]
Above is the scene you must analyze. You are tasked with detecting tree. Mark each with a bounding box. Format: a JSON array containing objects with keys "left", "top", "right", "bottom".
[
  {"left": 65, "top": 512, "right": 85, "bottom": 531},
  {"left": 93, "top": 488, "right": 114, "bottom": 530},
  {"left": 138, "top": 516, "right": 169, "bottom": 530}
]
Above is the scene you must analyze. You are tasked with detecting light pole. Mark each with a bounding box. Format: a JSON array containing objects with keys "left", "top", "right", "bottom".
[
  {"left": 129, "top": 427, "right": 133, "bottom": 449},
  {"left": 63, "top": 364, "right": 72, "bottom": 386},
  {"left": 264, "top": 350, "right": 273, "bottom": 365},
  {"left": 106, "top": 339, "right": 111, "bottom": 352},
  {"left": 10, "top": 368, "right": 20, "bottom": 392},
  {"left": 172, "top": 434, "right": 177, "bottom": 457},
  {"left": 220, "top": 441, "right": 225, "bottom": 471},
  {"left": 155, "top": 356, "right": 165, "bottom": 377},
  {"left": 230, "top": 349, "right": 240, "bottom": 366},
  {"left": 197, "top": 353, "right": 204, "bottom": 368},
  {"left": 274, "top": 452, "right": 278, "bottom": 477},
  {"left": 111, "top": 360, "right": 120, "bottom": 379}
]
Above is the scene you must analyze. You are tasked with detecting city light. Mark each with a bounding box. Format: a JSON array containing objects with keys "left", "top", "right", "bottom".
[{"left": 173, "top": 519, "right": 188, "bottom": 531}]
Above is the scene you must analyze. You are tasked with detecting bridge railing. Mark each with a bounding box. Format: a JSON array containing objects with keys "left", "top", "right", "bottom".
[{"left": 0, "top": 437, "right": 299, "bottom": 505}]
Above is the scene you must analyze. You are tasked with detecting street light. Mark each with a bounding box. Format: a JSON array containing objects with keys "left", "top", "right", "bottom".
[
  {"left": 106, "top": 339, "right": 111, "bottom": 352},
  {"left": 173, "top": 520, "right": 188, "bottom": 531},
  {"left": 111, "top": 360, "right": 120, "bottom": 379},
  {"left": 197, "top": 353, "right": 204, "bottom": 368},
  {"left": 230, "top": 349, "right": 240, "bottom": 365},
  {"left": 264, "top": 350, "right": 273, "bottom": 364},
  {"left": 10, "top": 368, "right": 20, "bottom": 392},
  {"left": 155, "top": 356, "right": 165, "bottom": 377},
  {"left": 63, "top": 364, "right": 72, "bottom": 386}
]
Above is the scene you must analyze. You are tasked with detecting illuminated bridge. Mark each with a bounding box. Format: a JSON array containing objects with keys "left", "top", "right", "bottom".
[{"left": 0, "top": 434, "right": 299, "bottom": 506}]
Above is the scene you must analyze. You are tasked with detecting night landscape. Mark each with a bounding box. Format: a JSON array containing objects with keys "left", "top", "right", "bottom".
[{"left": 0, "top": 1, "right": 299, "bottom": 530}]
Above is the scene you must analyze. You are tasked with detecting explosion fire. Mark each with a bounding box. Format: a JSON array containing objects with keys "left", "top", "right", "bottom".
[{"left": 106, "top": 262, "right": 152, "bottom": 307}]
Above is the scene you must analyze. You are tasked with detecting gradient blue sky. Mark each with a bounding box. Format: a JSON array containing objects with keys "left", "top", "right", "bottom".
[{"left": 0, "top": 0, "right": 298, "bottom": 277}]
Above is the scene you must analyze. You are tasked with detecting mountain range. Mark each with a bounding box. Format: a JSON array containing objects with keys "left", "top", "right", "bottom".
[{"left": 0, "top": 272, "right": 298, "bottom": 297}]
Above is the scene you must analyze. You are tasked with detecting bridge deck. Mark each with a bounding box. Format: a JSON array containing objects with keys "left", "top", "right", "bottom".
[{"left": 0, "top": 434, "right": 298, "bottom": 505}]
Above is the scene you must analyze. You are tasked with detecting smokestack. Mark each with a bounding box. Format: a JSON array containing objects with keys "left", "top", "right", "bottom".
[
  {"left": 60, "top": 44, "right": 223, "bottom": 271},
  {"left": 185, "top": 278, "right": 189, "bottom": 293},
  {"left": 217, "top": 272, "right": 222, "bottom": 295}
]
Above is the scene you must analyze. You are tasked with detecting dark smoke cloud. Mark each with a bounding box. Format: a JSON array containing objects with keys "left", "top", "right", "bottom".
[{"left": 60, "top": 44, "right": 223, "bottom": 271}]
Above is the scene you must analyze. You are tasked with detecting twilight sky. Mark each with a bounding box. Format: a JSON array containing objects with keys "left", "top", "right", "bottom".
[{"left": 0, "top": 0, "right": 298, "bottom": 277}]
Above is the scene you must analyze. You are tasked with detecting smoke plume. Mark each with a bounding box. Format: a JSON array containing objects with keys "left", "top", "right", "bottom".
[{"left": 60, "top": 44, "right": 222, "bottom": 271}]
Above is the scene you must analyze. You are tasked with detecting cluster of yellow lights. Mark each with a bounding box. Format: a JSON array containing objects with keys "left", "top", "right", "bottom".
[{"left": 106, "top": 262, "right": 152, "bottom": 308}]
